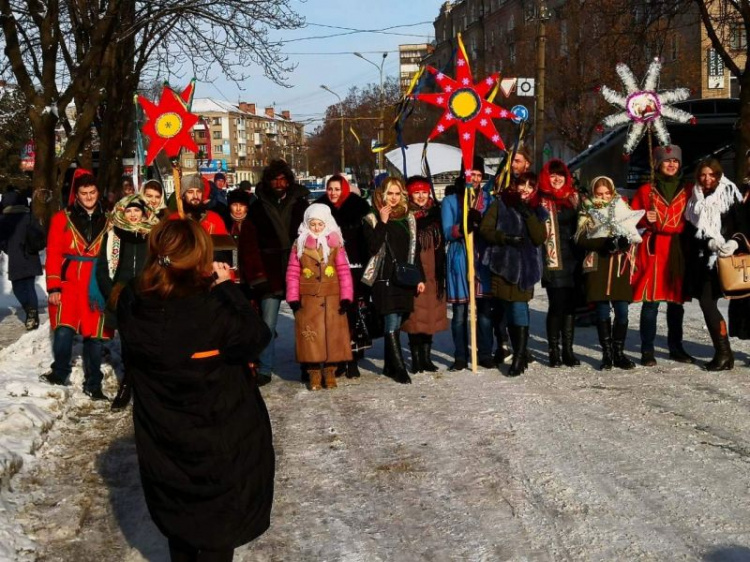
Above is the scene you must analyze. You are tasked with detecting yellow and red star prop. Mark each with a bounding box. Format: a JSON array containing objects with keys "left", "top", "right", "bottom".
[
  {"left": 138, "top": 82, "right": 199, "bottom": 165},
  {"left": 412, "top": 34, "right": 516, "bottom": 177}
]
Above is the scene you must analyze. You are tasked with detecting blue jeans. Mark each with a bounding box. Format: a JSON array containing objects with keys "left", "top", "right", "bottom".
[
  {"left": 501, "top": 300, "right": 530, "bottom": 327},
  {"left": 640, "top": 301, "right": 684, "bottom": 353},
  {"left": 384, "top": 313, "right": 402, "bottom": 333},
  {"left": 451, "top": 299, "right": 493, "bottom": 362},
  {"left": 51, "top": 326, "right": 104, "bottom": 391},
  {"left": 595, "top": 301, "right": 629, "bottom": 324},
  {"left": 11, "top": 277, "right": 38, "bottom": 310},
  {"left": 258, "top": 297, "right": 282, "bottom": 375}
]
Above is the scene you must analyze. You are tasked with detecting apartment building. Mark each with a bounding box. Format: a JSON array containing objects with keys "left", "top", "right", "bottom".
[
  {"left": 182, "top": 99, "right": 306, "bottom": 186},
  {"left": 399, "top": 43, "right": 434, "bottom": 93}
]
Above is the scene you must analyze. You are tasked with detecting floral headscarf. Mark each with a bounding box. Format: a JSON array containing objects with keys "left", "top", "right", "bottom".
[{"left": 111, "top": 194, "right": 159, "bottom": 235}]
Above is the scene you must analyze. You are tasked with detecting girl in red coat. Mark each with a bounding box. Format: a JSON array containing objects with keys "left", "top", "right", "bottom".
[
  {"left": 630, "top": 144, "right": 694, "bottom": 367},
  {"left": 286, "top": 204, "right": 354, "bottom": 390}
]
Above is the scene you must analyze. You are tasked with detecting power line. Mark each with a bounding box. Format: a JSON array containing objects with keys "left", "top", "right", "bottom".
[{"left": 281, "top": 21, "right": 435, "bottom": 43}]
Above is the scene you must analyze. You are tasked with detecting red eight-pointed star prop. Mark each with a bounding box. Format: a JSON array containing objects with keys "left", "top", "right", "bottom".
[
  {"left": 138, "top": 83, "right": 199, "bottom": 165},
  {"left": 412, "top": 34, "right": 517, "bottom": 177}
]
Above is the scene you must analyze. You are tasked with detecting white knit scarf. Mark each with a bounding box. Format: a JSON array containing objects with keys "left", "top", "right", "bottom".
[{"left": 295, "top": 203, "right": 343, "bottom": 263}]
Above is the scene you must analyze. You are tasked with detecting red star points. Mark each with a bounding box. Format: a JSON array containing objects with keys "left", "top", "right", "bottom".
[{"left": 139, "top": 84, "right": 199, "bottom": 165}]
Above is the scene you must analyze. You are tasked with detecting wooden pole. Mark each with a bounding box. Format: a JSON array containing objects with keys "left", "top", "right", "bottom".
[
  {"left": 173, "top": 164, "right": 184, "bottom": 218},
  {"left": 464, "top": 185, "right": 478, "bottom": 373}
]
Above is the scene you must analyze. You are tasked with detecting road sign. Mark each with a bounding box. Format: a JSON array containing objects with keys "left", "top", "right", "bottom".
[
  {"left": 500, "top": 78, "right": 517, "bottom": 98},
  {"left": 511, "top": 105, "right": 529, "bottom": 124},
  {"left": 517, "top": 78, "right": 536, "bottom": 97}
]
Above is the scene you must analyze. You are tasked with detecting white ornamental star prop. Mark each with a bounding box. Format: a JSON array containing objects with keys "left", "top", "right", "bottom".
[
  {"left": 586, "top": 198, "right": 645, "bottom": 243},
  {"left": 599, "top": 59, "right": 696, "bottom": 155}
]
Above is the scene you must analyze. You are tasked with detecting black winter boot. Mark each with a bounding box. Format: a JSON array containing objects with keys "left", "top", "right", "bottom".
[
  {"left": 705, "top": 320, "right": 734, "bottom": 371},
  {"left": 384, "top": 331, "right": 411, "bottom": 384},
  {"left": 546, "top": 314, "right": 563, "bottom": 367},
  {"left": 667, "top": 305, "right": 695, "bottom": 363},
  {"left": 561, "top": 315, "right": 580, "bottom": 366},
  {"left": 408, "top": 334, "right": 423, "bottom": 374},
  {"left": 612, "top": 322, "right": 636, "bottom": 370},
  {"left": 596, "top": 319, "right": 613, "bottom": 371},
  {"left": 25, "top": 308, "right": 39, "bottom": 330},
  {"left": 421, "top": 335, "right": 439, "bottom": 372},
  {"left": 111, "top": 373, "right": 132, "bottom": 410},
  {"left": 507, "top": 325, "right": 529, "bottom": 377},
  {"left": 346, "top": 360, "right": 361, "bottom": 379}
]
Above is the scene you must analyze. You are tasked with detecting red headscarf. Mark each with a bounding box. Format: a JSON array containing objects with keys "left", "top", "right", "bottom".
[
  {"left": 538, "top": 159, "right": 577, "bottom": 208},
  {"left": 326, "top": 174, "right": 351, "bottom": 208},
  {"left": 67, "top": 167, "right": 94, "bottom": 206}
]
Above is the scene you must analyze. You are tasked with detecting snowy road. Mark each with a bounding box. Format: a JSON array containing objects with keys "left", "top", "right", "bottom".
[{"left": 5, "top": 295, "right": 750, "bottom": 561}]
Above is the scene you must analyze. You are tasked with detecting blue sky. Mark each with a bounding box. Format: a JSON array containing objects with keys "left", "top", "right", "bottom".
[{"left": 193, "top": 1, "right": 441, "bottom": 132}]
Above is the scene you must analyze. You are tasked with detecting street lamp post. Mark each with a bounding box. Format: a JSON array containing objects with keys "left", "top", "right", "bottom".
[
  {"left": 535, "top": 0, "right": 552, "bottom": 168},
  {"left": 354, "top": 51, "right": 388, "bottom": 172},
  {"left": 320, "top": 85, "right": 345, "bottom": 173}
]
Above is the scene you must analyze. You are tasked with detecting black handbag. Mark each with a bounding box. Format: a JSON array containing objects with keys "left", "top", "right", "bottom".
[
  {"left": 385, "top": 235, "right": 421, "bottom": 288},
  {"left": 350, "top": 299, "right": 374, "bottom": 352}
]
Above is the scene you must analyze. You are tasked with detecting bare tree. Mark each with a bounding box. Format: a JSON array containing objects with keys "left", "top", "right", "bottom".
[
  {"left": 0, "top": 0, "right": 303, "bottom": 219},
  {"left": 694, "top": 0, "right": 750, "bottom": 176}
]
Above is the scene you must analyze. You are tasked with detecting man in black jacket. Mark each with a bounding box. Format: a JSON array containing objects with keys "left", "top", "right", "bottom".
[{"left": 238, "top": 159, "right": 309, "bottom": 384}]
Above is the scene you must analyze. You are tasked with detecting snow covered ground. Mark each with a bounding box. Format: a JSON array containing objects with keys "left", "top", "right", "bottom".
[{"left": 1, "top": 250, "right": 750, "bottom": 561}]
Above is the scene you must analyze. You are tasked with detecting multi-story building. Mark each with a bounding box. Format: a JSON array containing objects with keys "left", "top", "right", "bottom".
[
  {"left": 399, "top": 43, "right": 434, "bottom": 93},
  {"left": 182, "top": 99, "right": 306, "bottom": 186}
]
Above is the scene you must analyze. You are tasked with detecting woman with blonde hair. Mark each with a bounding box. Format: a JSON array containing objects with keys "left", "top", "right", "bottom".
[
  {"left": 362, "top": 176, "right": 424, "bottom": 384},
  {"left": 117, "top": 219, "right": 274, "bottom": 562}
]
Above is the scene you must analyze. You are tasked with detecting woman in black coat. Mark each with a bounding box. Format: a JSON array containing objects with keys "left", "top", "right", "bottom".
[
  {"left": 117, "top": 219, "right": 274, "bottom": 562},
  {"left": 362, "top": 177, "right": 424, "bottom": 384},
  {"left": 0, "top": 188, "right": 43, "bottom": 329},
  {"left": 316, "top": 174, "right": 372, "bottom": 378}
]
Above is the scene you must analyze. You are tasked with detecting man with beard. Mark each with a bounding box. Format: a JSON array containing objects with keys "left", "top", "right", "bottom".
[
  {"left": 239, "top": 159, "right": 309, "bottom": 384},
  {"left": 173, "top": 174, "right": 229, "bottom": 235},
  {"left": 41, "top": 171, "right": 113, "bottom": 400}
]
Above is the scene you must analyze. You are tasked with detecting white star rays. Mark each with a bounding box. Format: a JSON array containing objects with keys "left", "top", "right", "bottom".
[{"left": 600, "top": 60, "right": 695, "bottom": 155}]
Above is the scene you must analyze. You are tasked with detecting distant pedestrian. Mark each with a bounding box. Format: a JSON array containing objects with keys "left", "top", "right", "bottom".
[
  {"left": 117, "top": 219, "right": 274, "bottom": 562},
  {"left": 0, "top": 188, "right": 43, "bottom": 330},
  {"left": 286, "top": 204, "right": 353, "bottom": 390}
]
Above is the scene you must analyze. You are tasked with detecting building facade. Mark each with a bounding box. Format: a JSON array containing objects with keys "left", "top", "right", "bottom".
[{"left": 399, "top": 43, "right": 434, "bottom": 93}]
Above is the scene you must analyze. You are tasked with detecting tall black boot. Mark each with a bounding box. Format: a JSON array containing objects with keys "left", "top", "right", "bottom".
[
  {"left": 111, "top": 372, "right": 132, "bottom": 410},
  {"left": 561, "top": 315, "right": 580, "bottom": 366},
  {"left": 705, "top": 320, "right": 734, "bottom": 371},
  {"left": 346, "top": 360, "right": 361, "bottom": 379},
  {"left": 408, "top": 334, "right": 423, "bottom": 374},
  {"left": 546, "top": 314, "right": 563, "bottom": 367},
  {"left": 507, "top": 326, "right": 529, "bottom": 377},
  {"left": 421, "top": 335, "right": 439, "bottom": 372},
  {"left": 596, "top": 319, "right": 613, "bottom": 371},
  {"left": 384, "top": 331, "right": 411, "bottom": 384},
  {"left": 612, "top": 322, "right": 636, "bottom": 370},
  {"left": 667, "top": 305, "right": 695, "bottom": 363}
]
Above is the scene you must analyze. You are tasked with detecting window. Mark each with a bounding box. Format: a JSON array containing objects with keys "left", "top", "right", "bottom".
[
  {"left": 731, "top": 24, "right": 746, "bottom": 50},
  {"left": 507, "top": 14, "right": 515, "bottom": 31},
  {"left": 198, "top": 144, "right": 207, "bottom": 155},
  {"left": 212, "top": 117, "right": 221, "bottom": 126},
  {"left": 214, "top": 145, "right": 223, "bottom": 153},
  {"left": 509, "top": 43, "right": 516, "bottom": 65},
  {"left": 671, "top": 34, "right": 679, "bottom": 61},
  {"left": 213, "top": 131, "right": 222, "bottom": 139},
  {"left": 196, "top": 130, "right": 206, "bottom": 139},
  {"left": 559, "top": 21, "right": 568, "bottom": 57}
]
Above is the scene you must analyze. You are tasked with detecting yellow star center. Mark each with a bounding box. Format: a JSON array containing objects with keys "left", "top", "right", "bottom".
[
  {"left": 449, "top": 89, "right": 480, "bottom": 121},
  {"left": 155, "top": 113, "right": 183, "bottom": 138}
]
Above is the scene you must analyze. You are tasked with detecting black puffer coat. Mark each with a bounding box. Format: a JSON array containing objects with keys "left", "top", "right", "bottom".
[{"left": 117, "top": 281, "right": 274, "bottom": 551}]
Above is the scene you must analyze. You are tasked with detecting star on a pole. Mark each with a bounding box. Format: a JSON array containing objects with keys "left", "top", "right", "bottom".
[
  {"left": 412, "top": 33, "right": 517, "bottom": 176},
  {"left": 138, "top": 83, "right": 199, "bottom": 165}
]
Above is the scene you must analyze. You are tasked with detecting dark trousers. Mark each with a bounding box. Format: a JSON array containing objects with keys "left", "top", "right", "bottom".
[
  {"left": 639, "top": 301, "right": 685, "bottom": 353},
  {"left": 168, "top": 538, "right": 234, "bottom": 562},
  {"left": 697, "top": 279, "right": 725, "bottom": 332},
  {"left": 11, "top": 276, "right": 38, "bottom": 310},
  {"left": 546, "top": 286, "right": 577, "bottom": 318},
  {"left": 51, "top": 326, "right": 104, "bottom": 392}
]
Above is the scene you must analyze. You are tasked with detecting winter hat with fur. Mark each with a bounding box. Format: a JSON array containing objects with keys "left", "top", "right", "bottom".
[{"left": 653, "top": 144, "right": 682, "bottom": 168}]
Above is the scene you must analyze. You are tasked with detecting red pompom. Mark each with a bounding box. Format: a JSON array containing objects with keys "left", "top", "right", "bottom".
[
  {"left": 690, "top": 117, "right": 697, "bottom": 125},
  {"left": 595, "top": 124, "right": 604, "bottom": 133},
  {"left": 621, "top": 153, "right": 631, "bottom": 162},
  {"left": 594, "top": 85, "right": 602, "bottom": 93},
  {"left": 666, "top": 146, "right": 672, "bottom": 154}
]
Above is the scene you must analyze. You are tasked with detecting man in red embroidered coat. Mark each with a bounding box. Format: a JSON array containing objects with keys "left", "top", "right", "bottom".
[
  {"left": 631, "top": 144, "right": 695, "bottom": 367},
  {"left": 41, "top": 172, "right": 113, "bottom": 400}
]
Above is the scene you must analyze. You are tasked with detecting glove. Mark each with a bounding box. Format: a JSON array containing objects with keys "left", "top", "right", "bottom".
[
  {"left": 467, "top": 208, "right": 482, "bottom": 234},
  {"left": 603, "top": 237, "right": 618, "bottom": 253},
  {"left": 719, "top": 239, "right": 739, "bottom": 257},
  {"left": 288, "top": 301, "right": 301, "bottom": 313},
  {"left": 707, "top": 239, "right": 721, "bottom": 253},
  {"left": 517, "top": 203, "right": 532, "bottom": 219},
  {"left": 504, "top": 234, "right": 524, "bottom": 247},
  {"left": 251, "top": 280, "right": 272, "bottom": 299},
  {"left": 616, "top": 236, "right": 630, "bottom": 251},
  {"left": 338, "top": 299, "right": 352, "bottom": 315}
]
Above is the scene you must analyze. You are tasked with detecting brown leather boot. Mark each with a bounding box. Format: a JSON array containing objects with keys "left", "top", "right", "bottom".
[
  {"left": 323, "top": 365, "right": 338, "bottom": 389},
  {"left": 308, "top": 368, "right": 323, "bottom": 391}
]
